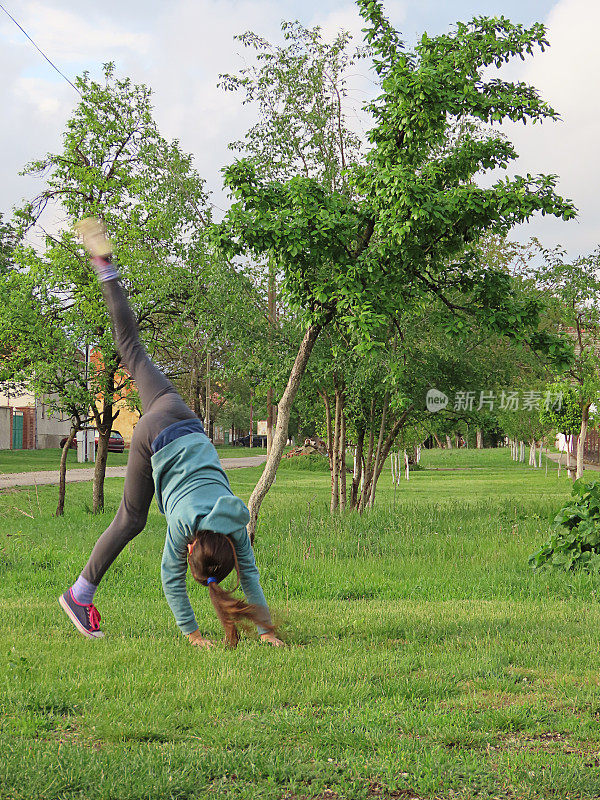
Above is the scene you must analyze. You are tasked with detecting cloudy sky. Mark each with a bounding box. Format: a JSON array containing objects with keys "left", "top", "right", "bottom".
[{"left": 1, "top": 0, "right": 597, "bottom": 256}]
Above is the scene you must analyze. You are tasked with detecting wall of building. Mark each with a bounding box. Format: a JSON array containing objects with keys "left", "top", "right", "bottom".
[
  {"left": 0, "top": 388, "right": 34, "bottom": 407},
  {"left": 0, "top": 407, "right": 11, "bottom": 450},
  {"left": 108, "top": 404, "right": 140, "bottom": 446},
  {"left": 15, "top": 407, "right": 36, "bottom": 450},
  {"left": 36, "top": 402, "right": 72, "bottom": 449}
]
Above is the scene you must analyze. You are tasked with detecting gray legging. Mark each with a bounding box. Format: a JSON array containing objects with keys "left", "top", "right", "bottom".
[{"left": 81, "top": 278, "right": 196, "bottom": 585}]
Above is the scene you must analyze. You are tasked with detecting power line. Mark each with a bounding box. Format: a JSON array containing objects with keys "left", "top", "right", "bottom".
[{"left": 0, "top": 2, "right": 81, "bottom": 95}]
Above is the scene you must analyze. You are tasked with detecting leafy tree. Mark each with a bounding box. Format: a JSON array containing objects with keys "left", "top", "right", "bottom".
[
  {"left": 220, "top": 4, "right": 576, "bottom": 538},
  {"left": 539, "top": 380, "right": 582, "bottom": 478},
  {"left": 220, "top": 21, "right": 363, "bottom": 188},
  {"left": 0, "top": 267, "right": 94, "bottom": 514},
  {"left": 499, "top": 392, "right": 550, "bottom": 467},
  {"left": 527, "top": 243, "right": 600, "bottom": 478},
  {"left": 220, "top": 21, "right": 364, "bottom": 454},
  {"left": 0, "top": 214, "right": 18, "bottom": 276},
  {"left": 15, "top": 63, "right": 208, "bottom": 512}
]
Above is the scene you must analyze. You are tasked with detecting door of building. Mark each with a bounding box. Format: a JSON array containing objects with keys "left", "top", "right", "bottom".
[{"left": 12, "top": 411, "right": 23, "bottom": 449}]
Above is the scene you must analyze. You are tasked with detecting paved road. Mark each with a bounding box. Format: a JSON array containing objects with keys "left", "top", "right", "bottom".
[
  {"left": 0, "top": 455, "right": 267, "bottom": 490},
  {"left": 545, "top": 452, "right": 600, "bottom": 472}
]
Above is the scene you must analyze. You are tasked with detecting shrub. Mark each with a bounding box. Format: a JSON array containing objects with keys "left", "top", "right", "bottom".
[
  {"left": 278, "top": 453, "right": 331, "bottom": 472},
  {"left": 529, "top": 480, "right": 600, "bottom": 572}
]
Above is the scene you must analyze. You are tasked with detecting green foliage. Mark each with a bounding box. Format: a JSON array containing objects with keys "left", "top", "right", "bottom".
[
  {"left": 539, "top": 381, "right": 582, "bottom": 435},
  {"left": 277, "top": 453, "right": 331, "bottom": 472},
  {"left": 529, "top": 479, "right": 600, "bottom": 572},
  {"left": 220, "top": 21, "right": 363, "bottom": 189},
  {"left": 0, "top": 213, "right": 18, "bottom": 276},
  {"left": 527, "top": 242, "right": 600, "bottom": 414},
  {"left": 3, "top": 63, "right": 210, "bottom": 430},
  {"left": 220, "top": 5, "right": 576, "bottom": 350}
]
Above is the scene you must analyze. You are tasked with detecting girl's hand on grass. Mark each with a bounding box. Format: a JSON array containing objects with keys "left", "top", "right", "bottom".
[
  {"left": 187, "top": 630, "right": 214, "bottom": 648},
  {"left": 260, "top": 633, "right": 285, "bottom": 647}
]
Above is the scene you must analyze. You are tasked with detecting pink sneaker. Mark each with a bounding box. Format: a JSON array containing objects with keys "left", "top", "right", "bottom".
[{"left": 59, "top": 589, "right": 104, "bottom": 639}]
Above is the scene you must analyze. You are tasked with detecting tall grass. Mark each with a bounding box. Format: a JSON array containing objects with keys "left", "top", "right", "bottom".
[{"left": 1, "top": 448, "right": 599, "bottom": 799}]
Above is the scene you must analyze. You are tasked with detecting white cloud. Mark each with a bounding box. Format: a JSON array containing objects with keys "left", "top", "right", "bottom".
[
  {"left": 500, "top": 0, "right": 600, "bottom": 254},
  {"left": 0, "top": 0, "right": 597, "bottom": 258},
  {"left": 7, "top": 2, "right": 151, "bottom": 61},
  {"left": 313, "top": 5, "right": 368, "bottom": 43},
  {"left": 127, "top": 0, "right": 286, "bottom": 211}
]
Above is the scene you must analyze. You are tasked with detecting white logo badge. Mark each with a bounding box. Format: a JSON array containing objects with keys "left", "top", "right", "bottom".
[{"left": 426, "top": 389, "right": 448, "bottom": 413}]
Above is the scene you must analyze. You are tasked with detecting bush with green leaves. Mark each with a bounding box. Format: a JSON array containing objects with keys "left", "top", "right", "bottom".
[
  {"left": 529, "top": 479, "right": 600, "bottom": 572},
  {"left": 278, "top": 453, "right": 331, "bottom": 472}
]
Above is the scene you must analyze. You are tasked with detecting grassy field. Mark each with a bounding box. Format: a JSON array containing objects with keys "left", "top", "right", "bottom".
[
  {"left": 1, "top": 448, "right": 600, "bottom": 799},
  {"left": 0, "top": 446, "right": 266, "bottom": 474}
]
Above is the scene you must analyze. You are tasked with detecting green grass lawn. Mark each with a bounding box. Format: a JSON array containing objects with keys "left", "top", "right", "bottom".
[
  {"left": 0, "top": 446, "right": 266, "bottom": 474},
  {"left": 1, "top": 448, "right": 600, "bottom": 799}
]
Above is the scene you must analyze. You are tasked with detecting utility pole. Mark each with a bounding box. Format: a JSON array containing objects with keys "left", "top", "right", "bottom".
[
  {"left": 266, "top": 256, "right": 276, "bottom": 456},
  {"left": 205, "top": 350, "right": 211, "bottom": 440},
  {"left": 84, "top": 343, "right": 90, "bottom": 461}
]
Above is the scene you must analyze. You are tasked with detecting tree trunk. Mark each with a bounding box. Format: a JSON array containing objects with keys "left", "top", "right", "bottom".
[
  {"left": 368, "top": 391, "right": 389, "bottom": 509},
  {"left": 249, "top": 393, "right": 253, "bottom": 448},
  {"left": 476, "top": 428, "right": 483, "bottom": 449},
  {"left": 350, "top": 427, "right": 364, "bottom": 510},
  {"left": 191, "top": 354, "right": 203, "bottom": 417},
  {"left": 205, "top": 351, "right": 211, "bottom": 435},
  {"left": 247, "top": 323, "right": 322, "bottom": 541},
  {"left": 446, "top": 435, "right": 452, "bottom": 449},
  {"left": 565, "top": 434, "right": 573, "bottom": 479},
  {"left": 364, "top": 408, "right": 413, "bottom": 510},
  {"left": 432, "top": 432, "right": 443, "bottom": 448},
  {"left": 358, "top": 400, "right": 377, "bottom": 513},
  {"left": 576, "top": 405, "right": 590, "bottom": 480},
  {"left": 321, "top": 391, "right": 333, "bottom": 472},
  {"left": 339, "top": 396, "right": 347, "bottom": 511},
  {"left": 56, "top": 425, "right": 78, "bottom": 517},
  {"left": 330, "top": 388, "right": 341, "bottom": 514},
  {"left": 92, "top": 388, "right": 115, "bottom": 514},
  {"left": 93, "top": 427, "right": 110, "bottom": 513}
]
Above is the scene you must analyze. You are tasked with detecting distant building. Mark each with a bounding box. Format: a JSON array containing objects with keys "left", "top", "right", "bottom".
[{"left": 0, "top": 386, "right": 72, "bottom": 450}]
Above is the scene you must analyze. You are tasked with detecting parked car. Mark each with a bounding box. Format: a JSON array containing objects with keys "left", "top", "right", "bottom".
[
  {"left": 59, "top": 430, "right": 126, "bottom": 453},
  {"left": 233, "top": 434, "right": 267, "bottom": 448}
]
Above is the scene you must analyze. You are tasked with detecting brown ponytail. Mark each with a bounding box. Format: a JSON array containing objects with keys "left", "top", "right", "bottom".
[{"left": 188, "top": 530, "right": 275, "bottom": 647}]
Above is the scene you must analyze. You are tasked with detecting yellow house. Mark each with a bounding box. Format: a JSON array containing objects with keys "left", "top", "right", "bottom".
[
  {"left": 90, "top": 351, "right": 141, "bottom": 446},
  {"left": 106, "top": 400, "right": 140, "bottom": 446}
]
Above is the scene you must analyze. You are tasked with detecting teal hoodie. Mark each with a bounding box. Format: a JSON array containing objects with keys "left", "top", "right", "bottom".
[{"left": 151, "top": 432, "right": 270, "bottom": 635}]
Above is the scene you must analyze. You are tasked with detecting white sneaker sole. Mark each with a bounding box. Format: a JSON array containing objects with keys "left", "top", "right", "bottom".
[{"left": 58, "top": 595, "right": 105, "bottom": 639}]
